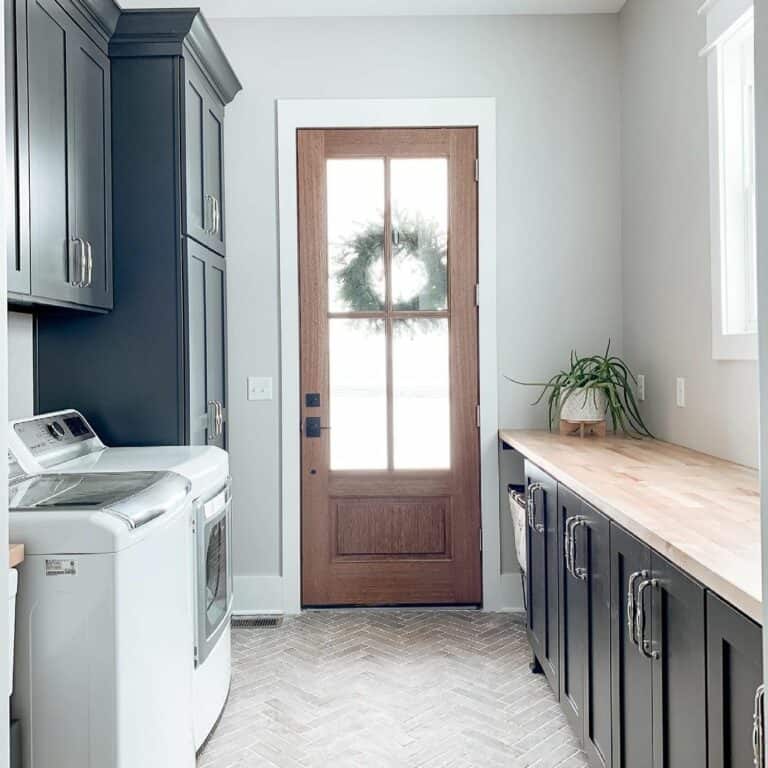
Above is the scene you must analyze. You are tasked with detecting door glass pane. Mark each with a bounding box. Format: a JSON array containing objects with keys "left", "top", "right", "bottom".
[
  {"left": 393, "top": 319, "right": 450, "bottom": 469},
  {"left": 327, "top": 159, "right": 385, "bottom": 312},
  {"left": 330, "top": 319, "right": 387, "bottom": 469},
  {"left": 205, "top": 516, "right": 229, "bottom": 636},
  {"left": 391, "top": 159, "right": 448, "bottom": 311}
]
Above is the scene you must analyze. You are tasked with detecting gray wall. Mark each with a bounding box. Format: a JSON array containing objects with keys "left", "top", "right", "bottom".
[
  {"left": 8, "top": 312, "right": 33, "bottom": 420},
  {"left": 211, "top": 14, "right": 623, "bottom": 610},
  {"left": 620, "top": 0, "right": 759, "bottom": 468}
]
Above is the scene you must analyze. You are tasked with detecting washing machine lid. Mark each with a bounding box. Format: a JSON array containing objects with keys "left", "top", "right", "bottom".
[
  {"left": 10, "top": 471, "right": 190, "bottom": 529},
  {"left": 57, "top": 446, "right": 229, "bottom": 500}
]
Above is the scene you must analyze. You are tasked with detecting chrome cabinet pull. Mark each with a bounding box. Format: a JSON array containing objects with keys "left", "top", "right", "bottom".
[
  {"left": 564, "top": 516, "right": 575, "bottom": 576},
  {"left": 213, "top": 196, "right": 220, "bottom": 235},
  {"left": 208, "top": 401, "right": 218, "bottom": 440},
  {"left": 626, "top": 570, "right": 647, "bottom": 648},
  {"left": 204, "top": 195, "right": 213, "bottom": 233},
  {"left": 527, "top": 483, "right": 545, "bottom": 534},
  {"left": 571, "top": 518, "right": 588, "bottom": 580},
  {"left": 635, "top": 578, "right": 660, "bottom": 660},
  {"left": 754, "top": 684, "right": 765, "bottom": 768},
  {"left": 216, "top": 401, "right": 224, "bottom": 437},
  {"left": 85, "top": 241, "right": 94, "bottom": 287},
  {"left": 70, "top": 237, "right": 86, "bottom": 287}
]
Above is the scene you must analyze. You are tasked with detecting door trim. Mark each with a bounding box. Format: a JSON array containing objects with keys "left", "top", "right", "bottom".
[{"left": 277, "top": 98, "right": 499, "bottom": 613}]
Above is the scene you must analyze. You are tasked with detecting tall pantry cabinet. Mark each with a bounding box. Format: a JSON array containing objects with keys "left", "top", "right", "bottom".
[{"left": 36, "top": 10, "right": 242, "bottom": 448}]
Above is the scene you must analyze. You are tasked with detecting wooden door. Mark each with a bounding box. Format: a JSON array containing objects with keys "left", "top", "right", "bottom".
[
  {"left": 650, "top": 553, "right": 706, "bottom": 768},
  {"left": 706, "top": 593, "right": 764, "bottom": 768},
  {"left": 610, "top": 524, "right": 653, "bottom": 768},
  {"left": 299, "top": 128, "right": 480, "bottom": 607},
  {"left": 526, "top": 461, "right": 559, "bottom": 694},
  {"left": 558, "top": 484, "right": 585, "bottom": 734},
  {"left": 581, "top": 502, "right": 612, "bottom": 768}
]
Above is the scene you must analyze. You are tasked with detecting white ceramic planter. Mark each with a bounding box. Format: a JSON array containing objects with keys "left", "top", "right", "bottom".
[{"left": 559, "top": 387, "right": 608, "bottom": 423}]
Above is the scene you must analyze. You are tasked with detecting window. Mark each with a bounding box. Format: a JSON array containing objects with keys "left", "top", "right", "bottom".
[{"left": 704, "top": 0, "right": 757, "bottom": 359}]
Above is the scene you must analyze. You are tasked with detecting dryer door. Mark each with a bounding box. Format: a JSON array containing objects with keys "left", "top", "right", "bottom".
[{"left": 196, "top": 481, "right": 232, "bottom": 665}]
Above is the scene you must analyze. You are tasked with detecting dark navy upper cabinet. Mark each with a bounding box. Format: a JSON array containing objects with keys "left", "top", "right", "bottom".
[
  {"left": 35, "top": 9, "right": 241, "bottom": 446},
  {"left": 185, "top": 55, "right": 227, "bottom": 256},
  {"left": 9, "top": 0, "right": 116, "bottom": 311}
]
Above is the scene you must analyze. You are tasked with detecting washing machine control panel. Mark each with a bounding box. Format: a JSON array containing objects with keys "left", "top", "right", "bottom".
[{"left": 9, "top": 410, "right": 104, "bottom": 472}]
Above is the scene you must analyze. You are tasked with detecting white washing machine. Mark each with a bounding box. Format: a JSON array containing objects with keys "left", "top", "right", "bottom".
[
  {"left": 8, "top": 462, "right": 196, "bottom": 768},
  {"left": 9, "top": 411, "right": 233, "bottom": 750}
]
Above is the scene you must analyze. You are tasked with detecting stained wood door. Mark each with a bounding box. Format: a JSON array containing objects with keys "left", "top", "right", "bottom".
[{"left": 299, "top": 128, "right": 481, "bottom": 606}]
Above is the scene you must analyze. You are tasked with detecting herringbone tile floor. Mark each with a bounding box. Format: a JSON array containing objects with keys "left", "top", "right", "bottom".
[{"left": 197, "top": 610, "right": 589, "bottom": 768}]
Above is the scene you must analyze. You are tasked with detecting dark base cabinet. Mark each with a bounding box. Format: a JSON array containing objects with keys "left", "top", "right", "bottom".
[
  {"left": 559, "top": 486, "right": 612, "bottom": 767},
  {"left": 522, "top": 464, "right": 739, "bottom": 768},
  {"left": 525, "top": 461, "right": 559, "bottom": 696},
  {"left": 707, "top": 593, "right": 764, "bottom": 768}
]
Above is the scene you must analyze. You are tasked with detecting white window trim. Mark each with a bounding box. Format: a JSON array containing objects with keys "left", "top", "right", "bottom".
[
  {"left": 702, "top": 0, "right": 758, "bottom": 360},
  {"left": 276, "top": 98, "right": 501, "bottom": 613}
]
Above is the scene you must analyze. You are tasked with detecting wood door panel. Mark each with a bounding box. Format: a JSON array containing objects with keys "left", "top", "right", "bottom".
[
  {"left": 335, "top": 497, "right": 449, "bottom": 557},
  {"left": 299, "top": 127, "right": 480, "bottom": 607}
]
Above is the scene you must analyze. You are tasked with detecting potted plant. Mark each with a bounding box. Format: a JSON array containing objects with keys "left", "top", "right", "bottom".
[{"left": 507, "top": 342, "right": 653, "bottom": 437}]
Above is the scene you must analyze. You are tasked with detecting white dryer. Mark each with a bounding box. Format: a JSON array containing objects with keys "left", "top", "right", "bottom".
[
  {"left": 8, "top": 464, "right": 196, "bottom": 768},
  {"left": 9, "top": 410, "right": 233, "bottom": 750}
]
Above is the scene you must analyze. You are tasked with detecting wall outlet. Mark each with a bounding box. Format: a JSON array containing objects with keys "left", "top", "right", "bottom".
[
  {"left": 676, "top": 377, "right": 686, "bottom": 408},
  {"left": 636, "top": 374, "right": 646, "bottom": 402},
  {"left": 247, "top": 376, "right": 273, "bottom": 401}
]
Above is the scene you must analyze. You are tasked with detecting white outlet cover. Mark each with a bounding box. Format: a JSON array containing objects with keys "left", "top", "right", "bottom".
[
  {"left": 676, "top": 377, "right": 686, "bottom": 408},
  {"left": 247, "top": 376, "right": 273, "bottom": 401}
]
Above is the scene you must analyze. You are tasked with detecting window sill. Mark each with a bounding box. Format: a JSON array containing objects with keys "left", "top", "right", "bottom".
[{"left": 712, "top": 331, "right": 758, "bottom": 361}]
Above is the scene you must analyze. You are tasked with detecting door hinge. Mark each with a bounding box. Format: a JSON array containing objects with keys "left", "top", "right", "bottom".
[
  {"left": 476, "top": 404, "right": 481, "bottom": 428},
  {"left": 479, "top": 528, "right": 483, "bottom": 552},
  {"left": 474, "top": 158, "right": 479, "bottom": 183},
  {"left": 475, "top": 283, "right": 480, "bottom": 307}
]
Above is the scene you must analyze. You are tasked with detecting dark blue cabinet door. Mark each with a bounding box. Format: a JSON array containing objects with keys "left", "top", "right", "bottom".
[
  {"left": 707, "top": 593, "right": 763, "bottom": 768},
  {"left": 186, "top": 238, "right": 227, "bottom": 448},
  {"left": 68, "top": 30, "right": 112, "bottom": 309},
  {"left": 526, "top": 461, "right": 559, "bottom": 696},
  {"left": 184, "top": 57, "right": 226, "bottom": 257},
  {"left": 610, "top": 523, "right": 653, "bottom": 768}
]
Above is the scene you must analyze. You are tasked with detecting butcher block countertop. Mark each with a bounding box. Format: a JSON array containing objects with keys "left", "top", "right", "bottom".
[
  {"left": 499, "top": 429, "right": 762, "bottom": 624},
  {"left": 9, "top": 544, "right": 24, "bottom": 568}
]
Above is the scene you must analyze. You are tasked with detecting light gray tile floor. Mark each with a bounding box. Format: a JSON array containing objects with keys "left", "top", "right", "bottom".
[{"left": 197, "top": 610, "right": 589, "bottom": 768}]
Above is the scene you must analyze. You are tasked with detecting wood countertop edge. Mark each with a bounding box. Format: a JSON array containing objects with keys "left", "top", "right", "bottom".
[
  {"left": 499, "top": 430, "right": 763, "bottom": 625},
  {"left": 9, "top": 544, "right": 24, "bottom": 569}
]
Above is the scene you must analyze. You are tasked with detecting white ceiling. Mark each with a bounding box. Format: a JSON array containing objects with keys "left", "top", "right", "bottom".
[{"left": 118, "top": 0, "right": 627, "bottom": 18}]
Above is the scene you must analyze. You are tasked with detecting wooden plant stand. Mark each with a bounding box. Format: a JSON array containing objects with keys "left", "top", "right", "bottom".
[{"left": 559, "top": 419, "right": 607, "bottom": 438}]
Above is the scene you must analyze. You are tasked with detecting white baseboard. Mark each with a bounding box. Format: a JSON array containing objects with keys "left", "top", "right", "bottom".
[{"left": 233, "top": 574, "right": 284, "bottom": 613}]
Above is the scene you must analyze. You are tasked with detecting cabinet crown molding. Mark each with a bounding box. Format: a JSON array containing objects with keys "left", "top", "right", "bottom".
[{"left": 109, "top": 9, "right": 242, "bottom": 105}]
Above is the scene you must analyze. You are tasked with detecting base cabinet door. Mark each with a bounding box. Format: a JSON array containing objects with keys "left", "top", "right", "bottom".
[
  {"left": 707, "top": 593, "right": 764, "bottom": 768},
  {"left": 186, "top": 239, "right": 227, "bottom": 448},
  {"left": 525, "top": 461, "right": 559, "bottom": 695},
  {"left": 649, "top": 553, "right": 707, "bottom": 768},
  {"left": 610, "top": 524, "right": 653, "bottom": 768},
  {"left": 558, "top": 485, "right": 585, "bottom": 735},
  {"left": 581, "top": 502, "right": 612, "bottom": 768}
]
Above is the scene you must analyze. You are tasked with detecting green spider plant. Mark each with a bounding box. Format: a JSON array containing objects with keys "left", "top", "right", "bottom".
[{"left": 506, "top": 342, "right": 653, "bottom": 438}]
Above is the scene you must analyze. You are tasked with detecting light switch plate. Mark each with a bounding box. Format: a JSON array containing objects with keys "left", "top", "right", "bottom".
[
  {"left": 247, "top": 376, "right": 273, "bottom": 401},
  {"left": 636, "top": 374, "right": 646, "bottom": 402}
]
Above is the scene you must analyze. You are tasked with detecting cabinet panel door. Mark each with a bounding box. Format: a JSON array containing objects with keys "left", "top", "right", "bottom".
[
  {"left": 558, "top": 484, "right": 585, "bottom": 735},
  {"left": 650, "top": 553, "right": 706, "bottom": 768},
  {"left": 186, "top": 244, "right": 208, "bottom": 446},
  {"left": 610, "top": 523, "right": 653, "bottom": 768},
  {"left": 8, "top": 0, "right": 29, "bottom": 294},
  {"left": 184, "top": 58, "right": 226, "bottom": 256},
  {"left": 205, "top": 251, "right": 227, "bottom": 448},
  {"left": 204, "top": 98, "right": 225, "bottom": 254},
  {"left": 582, "top": 502, "right": 612, "bottom": 768},
  {"left": 707, "top": 593, "right": 763, "bottom": 768},
  {"left": 68, "top": 30, "right": 112, "bottom": 309},
  {"left": 184, "top": 71, "right": 207, "bottom": 245},
  {"left": 526, "top": 461, "right": 559, "bottom": 695},
  {"left": 24, "top": 0, "right": 74, "bottom": 303}
]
